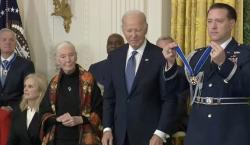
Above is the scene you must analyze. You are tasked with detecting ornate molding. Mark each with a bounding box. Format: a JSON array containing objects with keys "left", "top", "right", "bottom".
[{"left": 51, "top": 0, "right": 72, "bottom": 33}]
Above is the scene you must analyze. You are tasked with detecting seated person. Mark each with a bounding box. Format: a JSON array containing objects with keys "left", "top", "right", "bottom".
[
  {"left": 0, "top": 28, "right": 35, "bottom": 145},
  {"left": 8, "top": 73, "right": 48, "bottom": 145}
]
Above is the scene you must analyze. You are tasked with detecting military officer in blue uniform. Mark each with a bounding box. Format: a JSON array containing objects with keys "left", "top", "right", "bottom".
[{"left": 162, "top": 3, "right": 250, "bottom": 145}]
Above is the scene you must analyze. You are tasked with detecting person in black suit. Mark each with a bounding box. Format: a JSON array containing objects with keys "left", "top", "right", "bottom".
[
  {"left": 102, "top": 10, "right": 176, "bottom": 145},
  {"left": 89, "top": 33, "right": 124, "bottom": 94},
  {"left": 163, "top": 3, "right": 250, "bottom": 145},
  {"left": 7, "top": 73, "right": 47, "bottom": 145},
  {"left": 0, "top": 28, "right": 35, "bottom": 145},
  {"left": 157, "top": 36, "right": 188, "bottom": 145}
]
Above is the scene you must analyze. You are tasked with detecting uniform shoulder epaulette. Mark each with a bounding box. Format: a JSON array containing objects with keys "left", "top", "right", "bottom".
[{"left": 238, "top": 43, "right": 250, "bottom": 50}]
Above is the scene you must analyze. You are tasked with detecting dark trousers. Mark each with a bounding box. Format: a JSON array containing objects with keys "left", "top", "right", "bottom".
[
  {"left": 124, "top": 133, "right": 130, "bottom": 145},
  {"left": 123, "top": 133, "right": 172, "bottom": 145},
  {"left": 55, "top": 139, "right": 78, "bottom": 145}
]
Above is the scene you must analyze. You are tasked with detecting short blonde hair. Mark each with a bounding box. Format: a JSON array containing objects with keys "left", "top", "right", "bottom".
[{"left": 20, "top": 73, "right": 48, "bottom": 112}]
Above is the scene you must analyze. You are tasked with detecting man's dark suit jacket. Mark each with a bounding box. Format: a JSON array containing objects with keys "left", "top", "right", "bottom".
[
  {"left": 7, "top": 109, "right": 41, "bottom": 145},
  {"left": 89, "top": 59, "right": 108, "bottom": 87},
  {"left": 0, "top": 55, "right": 35, "bottom": 109},
  {"left": 103, "top": 41, "right": 176, "bottom": 145}
]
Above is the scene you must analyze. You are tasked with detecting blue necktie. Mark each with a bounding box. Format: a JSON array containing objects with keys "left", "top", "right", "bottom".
[
  {"left": 1, "top": 60, "right": 9, "bottom": 86},
  {"left": 125, "top": 51, "right": 137, "bottom": 93}
]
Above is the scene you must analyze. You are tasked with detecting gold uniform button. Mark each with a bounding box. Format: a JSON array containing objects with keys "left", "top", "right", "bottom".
[
  {"left": 208, "top": 83, "right": 213, "bottom": 87},
  {"left": 208, "top": 114, "right": 212, "bottom": 118}
]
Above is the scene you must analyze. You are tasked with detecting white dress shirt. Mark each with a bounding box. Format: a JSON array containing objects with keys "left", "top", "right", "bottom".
[
  {"left": 26, "top": 107, "right": 36, "bottom": 128},
  {"left": 220, "top": 37, "right": 232, "bottom": 49},
  {"left": 125, "top": 39, "right": 147, "bottom": 73}
]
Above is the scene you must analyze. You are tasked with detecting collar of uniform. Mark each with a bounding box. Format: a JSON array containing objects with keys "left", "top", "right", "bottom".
[
  {"left": 1, "top": 53, "right": 15, "bottom": 62},
  {"left": 220, "top": 37, "right": 232, "bottom": 49},
  {"left": 127, "top": 39, "right": 147, "bottom": 57}
]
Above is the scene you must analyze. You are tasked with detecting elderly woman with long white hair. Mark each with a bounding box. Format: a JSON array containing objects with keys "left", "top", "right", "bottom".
[{"left": 40, "top": 41, "right": 102, "bottom": 145}]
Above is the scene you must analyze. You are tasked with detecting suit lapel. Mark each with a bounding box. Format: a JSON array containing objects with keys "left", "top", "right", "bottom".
[
  {"left": 2, "top": 56, "right": 18, "bottom": 88},
  {"left": 21, "top": 110, "right": 32, "bottom": 143},
  {"left": 119, "top": 45, "right": 130, "bottom": 95},
  {"left": 27, "top": 113, "right": 39, "bottom": 139},
  {"left": 129, "top": 42, "right": 151, "bottom": 94}
]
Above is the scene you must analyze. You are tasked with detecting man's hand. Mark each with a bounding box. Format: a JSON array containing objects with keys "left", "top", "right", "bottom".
[
  {"left": 56, "top": 112, "right": 83, "bottom": 127},
  {"left": 210, "top": 41, "right": 226, "bottom": 66},
  {"left": 102, "top": 131, "right": 113, "bottom": 145},
  {"left": 162, "top": 42, "right": 178, "bottom": 69},
  {"left": 149, "top": 134, "right": 164, "bottom": 145}
]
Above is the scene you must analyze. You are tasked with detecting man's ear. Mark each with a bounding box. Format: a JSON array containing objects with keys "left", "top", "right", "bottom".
[{"left": 229, "top": 19, "right": 236, "bottom": 29}]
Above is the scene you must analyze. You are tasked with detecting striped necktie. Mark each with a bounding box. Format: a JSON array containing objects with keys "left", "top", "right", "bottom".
[{"left": 1, "top": 60, "right": 9, "bottom": 86}]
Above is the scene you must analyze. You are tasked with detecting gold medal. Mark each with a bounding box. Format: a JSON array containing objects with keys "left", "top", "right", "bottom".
[{"left": 190, "top": 76, "right": 198, "bottom": 85}]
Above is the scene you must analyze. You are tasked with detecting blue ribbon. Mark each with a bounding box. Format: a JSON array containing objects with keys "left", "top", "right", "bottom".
[
  {"left": 175, "top": 46, "right": 194, "bottom": 76},
  {"left": 193, "top": 47, "right": 211, "bottom": 75},
  {"left": 1, "top": 54, "right": 17, "bottom": 71},
  {"left": 175, "top": 46, "right": 211, "bottom": 76}
]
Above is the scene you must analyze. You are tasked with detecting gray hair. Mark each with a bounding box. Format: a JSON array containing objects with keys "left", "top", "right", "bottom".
[
  {"left": 0, "top": 28, "right": 17, "bottom": 40},
  {"left": 55, "top": 41, "right": 77, "bottom": 57},
  {"left": 156, "top": 36, "right": 174, "bottom": 46},
  {"left": 122, "top": 10, "right": 148, "bottom": 29}
]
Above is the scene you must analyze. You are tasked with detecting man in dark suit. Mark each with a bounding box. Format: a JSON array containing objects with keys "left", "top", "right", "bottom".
[
  {"left": 157, "top": 36, "right": 188, "bottom": 145},
  {"left": 163, "top": 3, "right": 250, "bottom": 145},
  {"left": 0, "top": 28, "right": 35, "bottom": 145},
  {"left": 89, "top": 33, "right": 124, "bottom": 93},
  {"left": 102, "top": 10, "right": 176, "bottom": 145}
]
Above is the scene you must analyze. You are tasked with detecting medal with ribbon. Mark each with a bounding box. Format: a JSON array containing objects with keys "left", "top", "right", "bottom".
[
  {"left": 175, "top": 46, "right": 212, "bottom": 85},
  {"left": 1, "top": 54, "right": 17, "bottom": 74}
]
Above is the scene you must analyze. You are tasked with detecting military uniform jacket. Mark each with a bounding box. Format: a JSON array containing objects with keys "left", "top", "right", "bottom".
[{"left": 165, "top": 38, "right": 250, "bottom": 145}]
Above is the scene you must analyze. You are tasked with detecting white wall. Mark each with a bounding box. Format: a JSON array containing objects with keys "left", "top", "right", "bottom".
[{"left": 18, "top": 0, "right": 171, "bottom": 79}]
